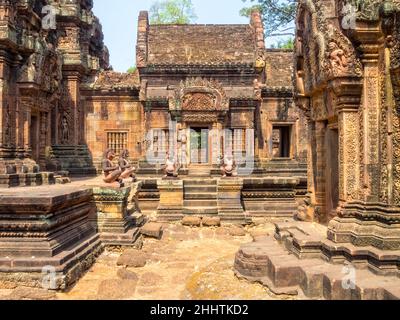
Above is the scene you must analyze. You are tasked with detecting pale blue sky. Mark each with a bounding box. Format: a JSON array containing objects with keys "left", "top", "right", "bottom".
[{"left": 92, "top": 0, "right": 279, "bottom": 72}]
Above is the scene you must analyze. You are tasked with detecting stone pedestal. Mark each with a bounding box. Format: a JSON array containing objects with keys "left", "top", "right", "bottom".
[
  {"left": 157, "top": 178, "right": 184, "bottom": 222},
  {"left": 217, "top": 178, "right": 248, "bottom": 224},
  {"left": 0, "top": 187, "right": 102, "bottom": 290},
  {"left": 91, "top": 182, "right": 143, "bottom": 247},
  {"left": 50, "top": 145, "right": 97, "bottom": 176},
  {"left": 0, "top": 157, "right": 56, "bottom": 188},
  {"left": 327, "top": 202, "right": 400, "bottom": 251},
  {"left": 242, "top": 177, "right": 301, "bottom": 218}
]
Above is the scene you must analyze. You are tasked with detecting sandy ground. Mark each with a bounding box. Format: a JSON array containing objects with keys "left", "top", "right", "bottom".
[
  {"left": 0, "top": 176, "right": 299, "bottom": 300},
  {"left": 53, "top": 222, "right": 296, "bottom": 300}
]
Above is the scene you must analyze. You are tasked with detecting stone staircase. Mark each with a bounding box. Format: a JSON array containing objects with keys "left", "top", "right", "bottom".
[
  {"left": 234, "top": 221, "right": 400, "bottom": 300},
  {"left": 188, "top": 166, "right": 211, "bottom": 177},
  {"left": 183, "top": 179, "right": 218, "bottom": 216}
]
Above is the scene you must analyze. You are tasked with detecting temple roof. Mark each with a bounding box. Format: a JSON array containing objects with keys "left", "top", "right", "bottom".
[
  {"left": 147, "top": 24, "right": 256, "bottom": 65},
  {"left": 90, "top": 71, "right": 140, "bottom": 89},
  {"left": 264, "top": 49, "right": 294, "bottom": 87}
]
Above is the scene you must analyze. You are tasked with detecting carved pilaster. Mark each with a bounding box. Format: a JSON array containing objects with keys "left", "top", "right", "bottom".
[{"left": 330, "top": 78, "right": 363, "bottom": 204}]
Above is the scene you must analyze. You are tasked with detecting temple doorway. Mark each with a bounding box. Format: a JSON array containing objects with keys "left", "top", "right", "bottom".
[
  {"left": 30, "top": 114, "right": 39, "bottom": 163},
  {"left": 189, "top": 127, "right": 209, "bottom": 165},
  {"left": 325, "top": 126, "right": 339, "bottom": 219}
]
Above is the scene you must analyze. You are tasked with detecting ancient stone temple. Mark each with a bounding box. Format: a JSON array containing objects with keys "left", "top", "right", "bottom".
[
  {"left": 0, "top": 0, "right": 109, "bottom": 188},
  {"left": 1, "top": 0, "right": 400, "bottom": 299},
  {"left": 84, "top": 10, "right": 308, "bottom": 220},
  {"left": 0, "top": 0, "right": 307, "bottom": 291},
  {"left": 235, "top": 0, "right": 400, "bottom": 299}
]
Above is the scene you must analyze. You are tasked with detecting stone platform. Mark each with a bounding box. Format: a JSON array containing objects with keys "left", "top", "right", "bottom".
[
  {"left": 0, "top": 186, "right": 102, "bottom": 290},
  {"left": 142, "top": 175, "right": 304, "bottom": 223},
  {"left": 91, "top": 182, "right": 144, "bottom": 247},
  {"left": 234, "top": 221, "right": 400, "bottom": 300}
]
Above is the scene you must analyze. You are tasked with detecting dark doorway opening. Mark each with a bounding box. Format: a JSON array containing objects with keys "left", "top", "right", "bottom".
[{"left": 272, "top": 125, "right": 291, "bottom": 158}]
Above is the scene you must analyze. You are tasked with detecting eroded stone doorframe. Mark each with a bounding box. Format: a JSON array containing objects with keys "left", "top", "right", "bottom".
[
  {"left": 325, "top": 122, "right": 339, "bottom": 221},
  {"left": 29, "top": 112, "right": 39, "bottom": 163}
]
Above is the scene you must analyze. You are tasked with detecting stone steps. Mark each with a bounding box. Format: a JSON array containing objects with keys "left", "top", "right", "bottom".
[
  {"left": 188, "top": 169, "right": 211, "bottom": 177},
  {"left": 235, "top": 235, "right": 400, "bottom": 300},
  {"left": 185, "top": 192, "right": 217, "bottom": 200},
  {"left": 275, "top": 221, "right": 400, "bottom": 276},
  {"left": 184, "top": 185, "right": 217, "bottom": 193},
  {"left": 184, "top": 199, "right": 218, "bottom": 207},
  {"left": 183, "top": 179, "right": 218, "bottom": 216},
  {"left": 183, "top": 206, "right": 218, "bottom": 215},
  {"left": 183, "top": 179, "right": 216, "bottom": 185}
]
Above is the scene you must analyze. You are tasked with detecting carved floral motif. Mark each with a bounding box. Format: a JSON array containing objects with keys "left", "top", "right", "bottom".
[{"left": 170, "top": 77, "right": 229, "bottom": 113}]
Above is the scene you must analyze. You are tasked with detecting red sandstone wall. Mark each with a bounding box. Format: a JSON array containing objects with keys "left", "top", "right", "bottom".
[{"left": 84, "top": 97, "right": 144, "bottom": 166}]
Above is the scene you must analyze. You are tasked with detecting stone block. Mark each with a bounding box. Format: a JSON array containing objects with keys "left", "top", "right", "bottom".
[
  {"left": 202, "top": 217, "right": 221, "bottom": 227},
  {"left": 117, "top": 269, "right": 139, "bottom": 281},
  {"left": 117, "top": 249, "right": 148, "bottom": 268},
  {"left": 0, "top": 187, "right": 102, "bottom": 290},
  {"left": 157, "top": 179, "right": 184, "bottom": 221},
  {"left": 97, "top": 279, "right": 137, "bottom": 300},
  {"left": 228, "top": 225, "right": 246, "bottom": 237},
  {"left": 182, "top": 216, "right": 202, "bottom": 227},
  {"left": 91, "top": 183, "right": 142, "bottom": 247},
  {"left": 140, "top": 222, "right": 163, "bottom": 239}
]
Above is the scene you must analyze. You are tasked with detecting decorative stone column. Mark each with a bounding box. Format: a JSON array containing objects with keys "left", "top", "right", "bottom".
[
  {"left": 64, "top": 70, "right": 81, "bottom": 146},
  {"left": 330, "top": 79, "right": 363, "bottom": 204},
  {"left": 157, "top": 178, "right": 184, "bottom": 221},
  {"left": 327, "top": 19, "right": 400, "bottom": 251},
  {"left": 217, "top": 177, "right": 247, "bottom": 224},
  {"left": 91, "top": 182, "right": 143, "bottom": 247}
]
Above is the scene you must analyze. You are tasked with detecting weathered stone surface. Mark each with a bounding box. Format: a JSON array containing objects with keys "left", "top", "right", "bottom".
[
  {"left": 117, "top": 249, "right": 148, "bottom": 268},
  {"left": 141, "top": 222, "right": 163, "bottom": 239},
  {"left": 139, "top": 272, "right": 164, "bottom": 287},
  {"left": 228, "top": 226, "right": 246, "bottom": 237},
  {"left": 182, "top": 216, "right": 202, "bottom": 227},
  {"left": 91, "top": 184, "right": 142, "bottom": 247},
  {"left": 202, "top": 217, "right": 221, "bottom": 227},
  {"left": 0, "top": 187, "right": 103, "bottom": 290},
  {"left": 117, "top": 269, "right": 139, "bottom": 281},
  {"left": 234, "top": 228, "right": 400, "bottom": 300},
  {"left": 97, "top": 279, "right": 137, "bottom": 300},
  {"left": 5, "top": 287, "right": 57, "bottom": 301},
  {"left": 157, "top": 179, "right": 184, "bottom": 222}
]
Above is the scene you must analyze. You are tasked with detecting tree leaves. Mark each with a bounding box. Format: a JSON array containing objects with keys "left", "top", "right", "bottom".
[
  {"left": 150, "top": 0, "right": 198, "bottom": 25},
  {"left": 241, "top": 0, "right": 297, "bottom": 36}
]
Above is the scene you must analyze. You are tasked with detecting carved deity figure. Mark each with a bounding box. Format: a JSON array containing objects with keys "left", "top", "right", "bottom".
[
  {"left": 220, "top": 155, "right": 237, "bottom": 177},
  {"left": 61, "top": 116, "right": 69, "bottom": 143},
  {"left": 102, "top": 149, "right": 123, "bottom": 186},
  {"left": 118, "top": 149, "right": 136, "bottom": 180},
  {"left": 164, "top": 152, "right": 178, "bottom": 178},
  {"left": 255, "top": 49, "right": 266, "bottom": 70},
  {"left": 180, "top": 131, "right": 188, "bottom": 169},
  {"left": 328, "top": 42, "right": 348, "bottom": 73}
]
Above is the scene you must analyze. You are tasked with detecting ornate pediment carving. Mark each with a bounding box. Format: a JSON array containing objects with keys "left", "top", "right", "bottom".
[
  {"left": 169, "top": 77, "right": 229, "bottom": 113},
  {"left": 182, "top": 92, "right": 216, "bottom": 111}
]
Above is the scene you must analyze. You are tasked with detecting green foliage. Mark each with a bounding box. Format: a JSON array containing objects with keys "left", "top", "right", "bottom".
[
  {"left": 240, "top": 0, "right": 297, "bottom": 36},
  {"left": 270, "top": 37, "right": 294, "bottom": 49},
  {"left": 150, "top": 0, "right": 197, "bottom": 25},
  {"left": 127, "top": 66, "right": 137, "bottom": 74}
]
